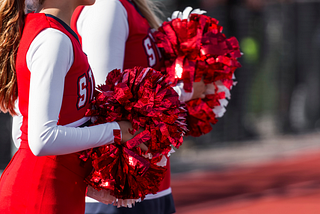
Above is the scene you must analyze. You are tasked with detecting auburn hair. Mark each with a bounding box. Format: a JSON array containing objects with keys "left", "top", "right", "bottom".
[
  {"left": 0, "top": 0, "right": 26, "bottom": 115},
  {"left": 133, "top": 0, "right": 163, "bottom": 29}
]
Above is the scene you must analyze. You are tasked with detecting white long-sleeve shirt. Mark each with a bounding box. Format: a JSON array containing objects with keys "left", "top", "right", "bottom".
[{"left": 13, "top": 27, "right": 120, "bottom": 156}]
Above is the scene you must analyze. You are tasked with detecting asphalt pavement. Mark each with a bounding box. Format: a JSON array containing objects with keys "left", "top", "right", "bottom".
[{"left": 171, "top": 132, "right": 320, "bottom": 213}]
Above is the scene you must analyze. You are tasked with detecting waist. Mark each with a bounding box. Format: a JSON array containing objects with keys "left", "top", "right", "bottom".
[{"left": 19, "top": 141, "right": 92, "bottom": 179}]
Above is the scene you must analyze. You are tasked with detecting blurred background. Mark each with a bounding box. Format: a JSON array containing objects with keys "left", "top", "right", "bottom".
[
  {"left": 159, "top": 0, "right": 320, "bottom": 144},
  {"left": 158, "top": 0, "right": 320, "bottom": 213},
  {"left": 2, "top": 0, "right": 320, "bottom": 213}
]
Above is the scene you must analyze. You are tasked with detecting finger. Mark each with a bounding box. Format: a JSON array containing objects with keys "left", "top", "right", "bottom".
[
  {"left": 200, "top": 94, "right": 206, "bottom": 99},
  {"left": 182, "top": 7, "right": 193, "bottom": 20},
  {"left": 171, "top": 11, "right": 180, "bottom": 20},
  {"left": 134, "top": 128, "right": 143, "bottom": 136},
  {"left": 191, "top": 8, "right": 200, "bottom": 14},
  {"left": 200, "top": 10, "right": 207, "bottom": 14},
  {"left": 191, "top": 8, "right": 207, "bottom": 15},
  {"left": 138, "top": 143, "right": 148, "bottom": 152}
]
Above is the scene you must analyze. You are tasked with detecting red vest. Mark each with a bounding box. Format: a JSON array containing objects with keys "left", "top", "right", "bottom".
[{"left": 16, "top": 13, "right": 95, "bottom": 145}]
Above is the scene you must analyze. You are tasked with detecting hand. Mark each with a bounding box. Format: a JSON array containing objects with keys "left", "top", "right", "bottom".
[
  {"left": 191, "top": 79, "right": 206, "bottom": 100},
  {"left": 169, "top": 6, "right": 207, "bottom": 21},
  {"left": 116, "top": 121, "right": 148, "bottom": 151}
]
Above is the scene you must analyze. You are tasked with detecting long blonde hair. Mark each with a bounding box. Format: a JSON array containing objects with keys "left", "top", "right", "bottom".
[
  {"left": 0, "top": 0, "right": 26, "bottom": 115},
  {"left": 133, "top": 0, "right": 163, "bottom": 29}
]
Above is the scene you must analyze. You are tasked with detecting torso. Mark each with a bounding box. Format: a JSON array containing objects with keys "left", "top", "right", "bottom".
[
  {"left": 71, "top": 0, "right": 170, "bottom": 195},
  {"left": 17, "top": 13, "right": 94, "bottom": 143},
  {"left": 0, "top": 13, "right": 94, "bottom": 214}
]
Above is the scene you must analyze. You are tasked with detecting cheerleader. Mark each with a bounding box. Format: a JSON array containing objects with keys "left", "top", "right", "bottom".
[
  {"left": 0, "top": 0, "right": 141, "bottom": 213},
  {"left": 71, "top": 0, "right": 206, "bottom": 213}
]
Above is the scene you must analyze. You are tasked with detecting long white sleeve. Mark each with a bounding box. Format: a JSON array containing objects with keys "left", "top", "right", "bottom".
[
  {"left": 78, "top": 0, "right": 193, "bottom": 102},
  {"left": 77, "top": 0, "right": 129, "bottom": 85},
  {"left": 12, "top": 101, "right": 22, "bottom": 148},
  {"left": 27, "top": 28, "right": 119, "bottom": 157}
]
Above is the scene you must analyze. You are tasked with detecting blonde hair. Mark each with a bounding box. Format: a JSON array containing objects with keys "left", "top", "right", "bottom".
[
  {"left": 0, "top": 0, "right": 26, "bottom": 115},
  {"left": 133, "top": 0, "right": 163, "bottom": 29}
]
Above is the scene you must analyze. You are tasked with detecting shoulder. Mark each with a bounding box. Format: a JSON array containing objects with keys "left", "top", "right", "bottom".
[
  {"left": 31, "top": 28, "right": 72, "bottom": 52},
  {"left": 27, "top": 28, "right": 73, "bottom": 72}
]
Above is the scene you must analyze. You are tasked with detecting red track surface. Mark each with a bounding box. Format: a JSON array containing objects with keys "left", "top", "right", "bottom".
[{"left": 171, "top": 151, "right": 320, "bottom": 213}]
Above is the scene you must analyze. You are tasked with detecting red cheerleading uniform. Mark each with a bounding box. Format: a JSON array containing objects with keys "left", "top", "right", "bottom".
[
  {"left": 71, "top": 0, "right": 170, "bottom": 196},
  {"left": 72, "top": 0, "right": 163, "bottom": 71},
  {"left": 0, "top": 13, "right": 94, "bottom": 214}
]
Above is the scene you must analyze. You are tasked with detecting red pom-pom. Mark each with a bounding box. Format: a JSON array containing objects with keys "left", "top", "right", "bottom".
[
  {"left": 153, "top": 14, "right": 242, "bottom": 136},
  {"left": 82, "top": 67, "right": 187, "bottom": 203}
]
